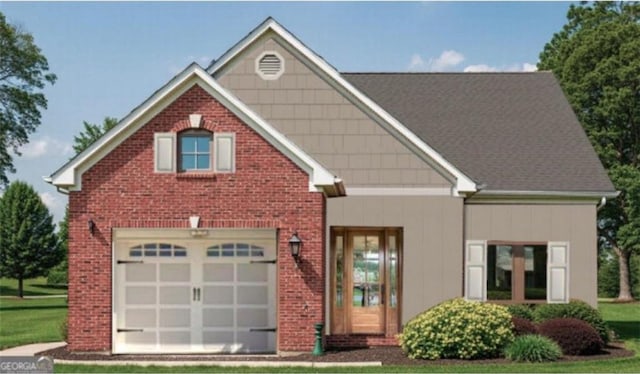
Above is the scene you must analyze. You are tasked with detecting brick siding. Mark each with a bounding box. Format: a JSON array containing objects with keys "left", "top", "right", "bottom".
[{"left": 67, "top": 84, "right": 325, "bottom": 352}]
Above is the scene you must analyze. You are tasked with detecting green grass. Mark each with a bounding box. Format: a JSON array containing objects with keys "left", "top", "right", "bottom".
[
  {"left": 0, "top": 296, "right": 632, "bottom": 372},
  {"left": 0, "top": 277, "right": 67, "bottom": 297},
  {"left": 0, "top": 297, "right": 67, "bottom": 349},
  {"left": 54, "top": 302, "right": 640, "bottom": 373},
  {"left": 599, "top": 300, "right": 640, "bottom": 341}
]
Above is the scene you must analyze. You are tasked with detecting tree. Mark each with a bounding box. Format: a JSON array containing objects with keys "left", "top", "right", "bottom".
[
  {"left": 47, "top": 117, "right": 118, "bottom": 285},
  {"left": 47, "top": 206, "right": 68, "bottom": 285},
  {"left": 0, "top": 181, "right": 61, "bottom": 297},
  {"left": 0, "top": 12, "right": 57, "bottom": 187},
  {"left": 72, "top": 117, "right": 118, "bottom": 154},
  {"left": 598, "top": 251, "right": 639, "bottom": 298},
  {"left": 538, "top": 2, "right": 640, "bottom": 301}
]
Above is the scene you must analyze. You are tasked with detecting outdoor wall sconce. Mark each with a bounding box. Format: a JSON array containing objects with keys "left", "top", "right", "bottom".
[
  {"left": 289, "top": 231, "right": 302, "bottom": 265},
  {"left": 87, "top": 219, "right": 95, "bottom": 236}
]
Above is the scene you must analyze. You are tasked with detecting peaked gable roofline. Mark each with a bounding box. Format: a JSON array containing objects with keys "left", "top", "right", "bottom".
[
  {"left": 46, "top": 63, "right": 339, "bottom": 194},
  {"left": 207, "top": 17, "right": 477, "bottom": 194}
]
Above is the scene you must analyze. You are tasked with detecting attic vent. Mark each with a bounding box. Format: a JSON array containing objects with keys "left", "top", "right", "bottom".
[{"left": 256, "top": 51, "right": 284, "bottom": 80}]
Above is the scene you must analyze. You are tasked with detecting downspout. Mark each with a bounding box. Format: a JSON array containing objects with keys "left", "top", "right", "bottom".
[{"left": 596, "top": 196, "right": 607, "bottom": 211}]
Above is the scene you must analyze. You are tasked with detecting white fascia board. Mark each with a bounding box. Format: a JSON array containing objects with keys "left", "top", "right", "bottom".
[
  {"left": 47, "top": 63, "right": 334, "bottom": 192},
  {"left": 208, "top": 19, "right": 477, "bottom": 193},
  {"left": 465, "top": 189, "right": 621, "bottom": 205},
  {"left": 48, "top": 63, "right": 203, "bottom": 189}
]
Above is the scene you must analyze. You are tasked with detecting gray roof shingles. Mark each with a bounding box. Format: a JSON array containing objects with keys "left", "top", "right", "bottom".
[{"left": 343, "top": 72, "right": 615, "bottom": 193}]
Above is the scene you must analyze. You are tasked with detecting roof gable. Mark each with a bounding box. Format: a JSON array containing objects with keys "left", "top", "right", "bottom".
[
  {"left": 208, "top": 18, "right": 477, "bottom": 194},
  {"left": 47, "top": 63, "right": 337, "bottom": 193},
  {"left": 343, "top": 72, "right": 616, "bottom": 196}
]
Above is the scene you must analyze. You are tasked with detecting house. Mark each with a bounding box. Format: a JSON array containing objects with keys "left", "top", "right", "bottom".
[{"left": 46, "top": 18, "right": 616, "bottom": 354}]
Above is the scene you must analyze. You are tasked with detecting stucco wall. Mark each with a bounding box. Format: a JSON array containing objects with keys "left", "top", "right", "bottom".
[
  {"left": 216, "top": 33, "right": 452, "bottom": 188},
  {"left": 327, "top": 196, "right": 464, "bottom": 324},
  {"left": 464, "top": 203, "right": 598, "bottom": 306},
  {"left": 67, "top": 84, "right": 325, "bottom": 352}
]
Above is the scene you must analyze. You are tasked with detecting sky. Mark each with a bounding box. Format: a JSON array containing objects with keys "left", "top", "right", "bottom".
[{"left": 1, "top": 1, "right": 574, "bottom": 224}]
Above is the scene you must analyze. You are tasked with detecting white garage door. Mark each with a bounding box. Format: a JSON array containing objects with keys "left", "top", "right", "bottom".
[{"left": 113, "top": 229, "right": 276, "bottom": 354}]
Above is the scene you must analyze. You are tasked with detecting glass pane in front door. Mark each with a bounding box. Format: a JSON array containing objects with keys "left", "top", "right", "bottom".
[{"left": 350, "top": 233, "right": 384, "bottom": 333}]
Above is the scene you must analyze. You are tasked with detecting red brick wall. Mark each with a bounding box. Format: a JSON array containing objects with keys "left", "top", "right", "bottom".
[
  {"left": 67, "top": 84, "right": 325, "bottom": 352},
  {"left": 326, "top": 335, "right": 398, "bottom": 348}
]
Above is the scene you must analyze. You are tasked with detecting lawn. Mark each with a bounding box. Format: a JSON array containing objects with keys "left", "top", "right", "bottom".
[
  {"left": 0, "top": 277, "right": 67, "bottom": 297},
  {"left": 1, "top": 280, "right": 635, "bottom": 373},
  {"left": 54, "top": 301, "right": 640, "bottom": 373},
  {"left": 0, "top": 297, "right": 67, "bottom": 349}
]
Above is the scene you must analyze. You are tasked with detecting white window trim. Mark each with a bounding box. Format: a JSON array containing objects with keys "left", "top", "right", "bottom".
[
  {"left": 213, "top": 133, "right": 236, "bottom": 173},
  {"left": 255, "top": 51, "right": 285, "bottom": 80},
  {"left": 179, "top": 130, "right": 213, "bottom": 172}
]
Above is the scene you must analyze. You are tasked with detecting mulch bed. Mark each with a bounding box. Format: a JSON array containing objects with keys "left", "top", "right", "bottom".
[{"left": 40, "top": 343, "right": 634, "bottom": 366}]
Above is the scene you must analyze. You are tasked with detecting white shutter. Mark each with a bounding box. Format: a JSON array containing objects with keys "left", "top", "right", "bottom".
[
  {"left": 214, "top": 133, "right": 235, "bottom": 173},
  {"left": 465, "top": 240, "right": 487, "bottom": 301},
  {"left": 154, "top": 133, "right": 176, "bottom": 173},
  {"left": 547, "top": 242, "right": 569, "bottom": 303}
]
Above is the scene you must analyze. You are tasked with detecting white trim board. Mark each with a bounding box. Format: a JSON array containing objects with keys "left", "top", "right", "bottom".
[
  {"left": 46, "top": 63, "right": 336, "bottom": 193},
  {"left": 208, "top": 18, "right": 477, "bottom": 194},
  {"left": 346, "top": 187, "right": 454, "bottom": 196}
]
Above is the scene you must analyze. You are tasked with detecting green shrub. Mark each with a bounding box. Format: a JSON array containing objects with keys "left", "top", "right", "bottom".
[
  {"left": 538, "top": 318, "right": 604, "bottom": 355},
  {"left": 512, "top": 317, "right": 537, "bottom": 336},
  {"left": 504, "top": 335, "right": 562, "bottom": 362},
  {"left": 398, "top": 298, "right": 514, "bottom": 360},
  {"left": 60, "top": 318, "right": 68, "bottom": 342},
  {"left": 47, "top": 261, "right": 68, "bottom": 285},
  {"left": 46, "top": 269, "right": 67, "bottom": 285},
  {"left": 533, "top": 300, "right": 609, "bottom": 343},
  {"left": 507, "top": 304, "right": 535, "bottom": 320}
]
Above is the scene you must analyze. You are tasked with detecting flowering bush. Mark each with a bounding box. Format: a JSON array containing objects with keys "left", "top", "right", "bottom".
[
  {"left": 504, "top": 334, "right": 562, "bottom": 362},
  {"left": 398, "top": 298, "right": 515, "bottom": 360}
]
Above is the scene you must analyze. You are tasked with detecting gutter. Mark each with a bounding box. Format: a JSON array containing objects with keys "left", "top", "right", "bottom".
[
  {"left": 473, "top": 189, "right": 620, "bottom": 199},
  {"left": 596, "top": 196, "right": 607, "bottom": 211},
  {"left": 43, "top": 176, "right": 69, "bottom": 195}
]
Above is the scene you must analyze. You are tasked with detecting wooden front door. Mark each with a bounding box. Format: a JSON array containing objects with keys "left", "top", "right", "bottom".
[{"left": 331, "top": 228, "right": 401, "bottom": 336}]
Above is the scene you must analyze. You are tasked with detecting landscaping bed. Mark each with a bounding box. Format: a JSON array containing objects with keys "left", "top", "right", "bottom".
[{"left": 40, "top": 344, "right": 633, "bottom": 365}]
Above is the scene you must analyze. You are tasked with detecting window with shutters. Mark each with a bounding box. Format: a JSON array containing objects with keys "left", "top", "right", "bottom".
[
  {"left": 153, "top": 131, "right": 235, "bottom": 174},
  {"left": 255, "top": 51, "right": 284, "bottom": 80},
  {"left": 464, "top": 240, "right": 569, "bottom": 304}
]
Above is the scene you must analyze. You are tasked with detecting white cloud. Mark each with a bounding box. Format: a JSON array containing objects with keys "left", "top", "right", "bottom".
[
  {"left": 408, "top": 50, "right": 465, "bottom": 72},
  {"left": 39, "top": 192, "right": 62, "bottom": 211},
  {"left": 464, "top": 64, "right": 498, "bottom": 73},
  {"left": 17, "top": 136, "right": 72, "bottom": 159},
  {"left": 408, "top": 54, "right": 426, "bottom": 71},
  {"left": 464, "top": 62, "right": 538, "bottom": 73}
]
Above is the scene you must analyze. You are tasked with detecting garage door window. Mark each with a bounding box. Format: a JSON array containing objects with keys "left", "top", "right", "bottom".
[
  {"left": 207, "top": 243, "right": 265, "bottom": 257},
  {"left": 130, "top": 243, "right": 187, "bottom": 257}
]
